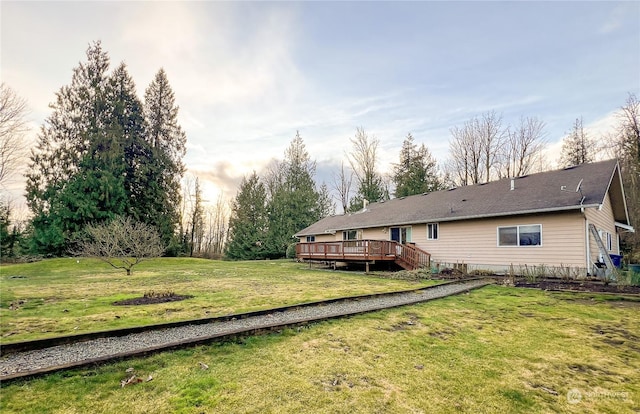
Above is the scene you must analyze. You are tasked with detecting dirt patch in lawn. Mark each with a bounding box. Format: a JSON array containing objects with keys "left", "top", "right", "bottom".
[
  {"left": 514, "top": 280, "right": 640, "bottom": 294},
  {"left": 113, "top": 293, "right": 194, "bottom": 306}
]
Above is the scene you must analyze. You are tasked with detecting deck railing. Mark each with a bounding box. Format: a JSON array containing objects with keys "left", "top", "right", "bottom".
[
  {"left": 395, "top": 242, "right": 431, "bottom": 270},
  {"left": 296, "top": 240, "right": 430, "bottom": 270}
]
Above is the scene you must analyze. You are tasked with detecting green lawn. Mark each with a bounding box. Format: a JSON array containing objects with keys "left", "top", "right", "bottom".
[
  {"left": 0, "top": 286, "right": 640, "bottom": 413},
  {"left": 0, "top": 258, "right": 433, "bottom": 342},
  {"left": 1, "top": 285, "right": 638, "bottom": 413}
]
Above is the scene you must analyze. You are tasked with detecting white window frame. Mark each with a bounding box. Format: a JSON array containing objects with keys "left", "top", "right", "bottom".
[
  {"left": 497, "top": 224, "right": 542, "bottom": 247},
  {"left": 342, "top": 229, "right": 361, "bottom": 241},
  {"left": 390, "top": 226, "right": 412, "bottom": 244},
  {"left": 427, "top": 223, "right": 439, "bottom": 240},
  {"left": 306, "top": 235, "right": 316, "bottom": 243},
  {"left": 608, "top": 232, "right": 613, "bottom": 251},
  {"left": 598, "top": 229, "right": 613, "bottom": 251}
]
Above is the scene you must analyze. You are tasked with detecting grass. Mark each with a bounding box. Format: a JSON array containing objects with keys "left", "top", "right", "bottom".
[
  {"left": 0, "top": 259, "right": 640, "bottom": 414},
  {"left": 0, "top": 258, "right": 434, "bottom": 342},
  {"left": 1, "top": 285, "right": 638, "bottom": 413}
]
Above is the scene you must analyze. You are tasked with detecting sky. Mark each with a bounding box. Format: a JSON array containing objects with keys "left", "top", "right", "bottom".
[{"left": 1, "top": 1, "right": 639, "bottom": 211}]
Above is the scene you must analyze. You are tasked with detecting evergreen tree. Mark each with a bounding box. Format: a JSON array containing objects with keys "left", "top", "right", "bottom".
[
  {"left": 316, "top": 182, "right": 335, "bottom": 218},
  {"left": 226, "top": 172, "right": 268, "bottom": 260},
  {"left": 55, "top": 128, "right": 128, "bottom": 238},
  {"left": 264, "top": 132, "right": 320, "bottom": 257},
  {"left": 54, "top": 63, "right": 143, "bottom": 236},
  {"left": 393, "top": 133, "right": 442, "bottom": 197},
  {"left": 142, "top": 69, "right": 187, "bottom": 251},
  {"left": 559, "top": 117, "right": 596, "bottom": 167},
  {"left": 187, "top": 177, "right": 205, "bottom": 257},
  {"left": 25, "top": 44, "right": 184, "bottom": 256},
  {"left": 0, "top": 200, "right": 12, "bottom": 259},
  {"left": 26, "top": 42, "right": 113, "bottom": 255},
  {"left": 106, "top": 63, "right": 148, "bottom": 219}
]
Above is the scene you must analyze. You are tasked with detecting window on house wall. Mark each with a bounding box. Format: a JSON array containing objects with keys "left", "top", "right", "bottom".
[
  {"left": 607, "top": 233, "right": 612, "bottom": 251},
  {"left": 598, "top": 230, "right": 612, "bottom": 251},
  {"left": 427, "top": 223, "right": 439, "bottom": 240},
  {"left": 390, "top": 226, "right": 412, "bottom": 244},
  {"left": 498, "top": 224, "right": 541, "bottom": 247},
  {"left": 306, "top": 236, "right": 316, "bottom": 242},
  {"left": 342, "top": 230, "right": 359, "bottom": 240}
]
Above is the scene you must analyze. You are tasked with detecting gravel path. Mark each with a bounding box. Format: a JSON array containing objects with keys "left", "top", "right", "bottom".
[{"left": 1, "top": 279, "right": 491, "bottom": 379}]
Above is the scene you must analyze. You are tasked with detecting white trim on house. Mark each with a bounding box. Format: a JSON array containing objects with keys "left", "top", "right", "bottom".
[
  {"left": 389, "top": 225, "right": 412, "bottom": 244},
  {"left": 427, "top": 223, "right": 439, "bottom": 240},
  {"left": 615, "top": 221, "right": 635, "bottom": 232},
  {"left": 496, "top": 224, "right": 543, "bottom": 248},
  {"left": 585, "top": 218, "right": 591, "bottom": 270}
]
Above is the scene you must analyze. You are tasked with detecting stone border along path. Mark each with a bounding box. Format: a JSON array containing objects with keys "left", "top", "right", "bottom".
[{"left": 0, "top": 279, "right": 492, "bottom": 381}]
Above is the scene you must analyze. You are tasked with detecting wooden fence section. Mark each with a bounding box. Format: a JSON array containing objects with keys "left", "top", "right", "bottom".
[{"left": 296, "top": 240, "right": 430, "bottom": 271}]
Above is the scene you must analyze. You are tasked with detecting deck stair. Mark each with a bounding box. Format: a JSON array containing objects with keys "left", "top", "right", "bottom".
[{"left": 393, "top": 242, "right": 431, "bottom": 270}]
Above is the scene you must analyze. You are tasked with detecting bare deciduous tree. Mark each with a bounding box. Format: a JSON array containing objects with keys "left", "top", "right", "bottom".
[
  {"left": 346, "top": 127, "right": 386, "bottom": 210},
  {"left": 476, "top": 111, "right": 505, "bottom": 182},
  {"left": 447, "top": 124, "right": 477, "bottom": 186},
  {"left": 75, "top": 216, "right": 165, "bottom": 275},
  {"left": 448, "top": 111, "right": 505, "bottom": 185},
  {"left": 202, "top": 194, "right": 229, "bottom": 259},
  {"left": 613, "top": 93, "right": 640, "bottom": 254},
  {"left": 0, "top": 83, "right": 29, "bottom": 187},
  {"left": 331, "top": 161, "right": 352, "bottom": 214},
  {"left": 500, "top": 116, "right": 548, "bottom": 178}
]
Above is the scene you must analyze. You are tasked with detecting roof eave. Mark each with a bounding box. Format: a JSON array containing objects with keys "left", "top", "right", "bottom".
[
  {"left": 615, "top": 221, "right": 635, "bottom": 233},
  {"left": 298, "top": 204, "right": 598, "bottom": 235}
]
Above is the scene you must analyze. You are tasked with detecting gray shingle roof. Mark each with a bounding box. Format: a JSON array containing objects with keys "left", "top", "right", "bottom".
[{"left": 296, "top": 159, "right": 627, "bottom": 237}]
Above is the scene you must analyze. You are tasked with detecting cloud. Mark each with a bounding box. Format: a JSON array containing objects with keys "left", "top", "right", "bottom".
[
  {"left": 2, "top": 1, "right": 637, "bottom": 214},
  {"left": 598, "top": 3, "right": 638, "bottom": 34},
  {"left": 118, "top": 2, "right": 304, "bottom": 110},
  {"left": 187, "top": 156, "right": 277, "bottom": 204}
]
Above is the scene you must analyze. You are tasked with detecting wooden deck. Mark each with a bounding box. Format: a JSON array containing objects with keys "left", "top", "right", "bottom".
[{"left": 296, "top": 240, "right": 430, "bottom": 271}]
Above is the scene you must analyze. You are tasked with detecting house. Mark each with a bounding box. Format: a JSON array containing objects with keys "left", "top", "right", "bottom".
[{"left": 295, "top": 159, "right": 634, "bottom": 276}]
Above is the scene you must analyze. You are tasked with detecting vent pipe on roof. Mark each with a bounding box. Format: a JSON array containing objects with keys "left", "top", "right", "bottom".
[
  {"left": 510, "top": 178, "right": 515, "bottom": 191},
  {"left": 363, "top": 199, "right": 369, "bottom": 210}
]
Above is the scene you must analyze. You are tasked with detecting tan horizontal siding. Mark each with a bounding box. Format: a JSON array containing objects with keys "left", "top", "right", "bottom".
[
  {"left": 585, "top": 193, "right": 619, "bottom": 260},
  {"left": 313, "top": 234, "right": 336, "bottom": 243},
  {"left": 362, "top": 228, "right": 387, "bottom": 240},
  {"left": 416, "top": 212, "right": 586, "bottom": 268},
  {"left": 303, "top": 212, "right": 592, "bottom": 270}
]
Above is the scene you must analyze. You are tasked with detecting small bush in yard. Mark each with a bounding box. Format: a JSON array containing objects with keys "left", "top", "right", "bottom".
[{"left": 286, "top": 243, "right": 297, "bottom": 259}]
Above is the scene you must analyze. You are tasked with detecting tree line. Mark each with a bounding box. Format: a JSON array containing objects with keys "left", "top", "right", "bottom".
[
  {"left": 0, "top": 41, "right": 638, "bottom": 261},
  {"left": 225, "top": 97, "right": 640, "bottom": 260},
  {"left": 2, "top": 42, "right": 188, "bottom": 258}
]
